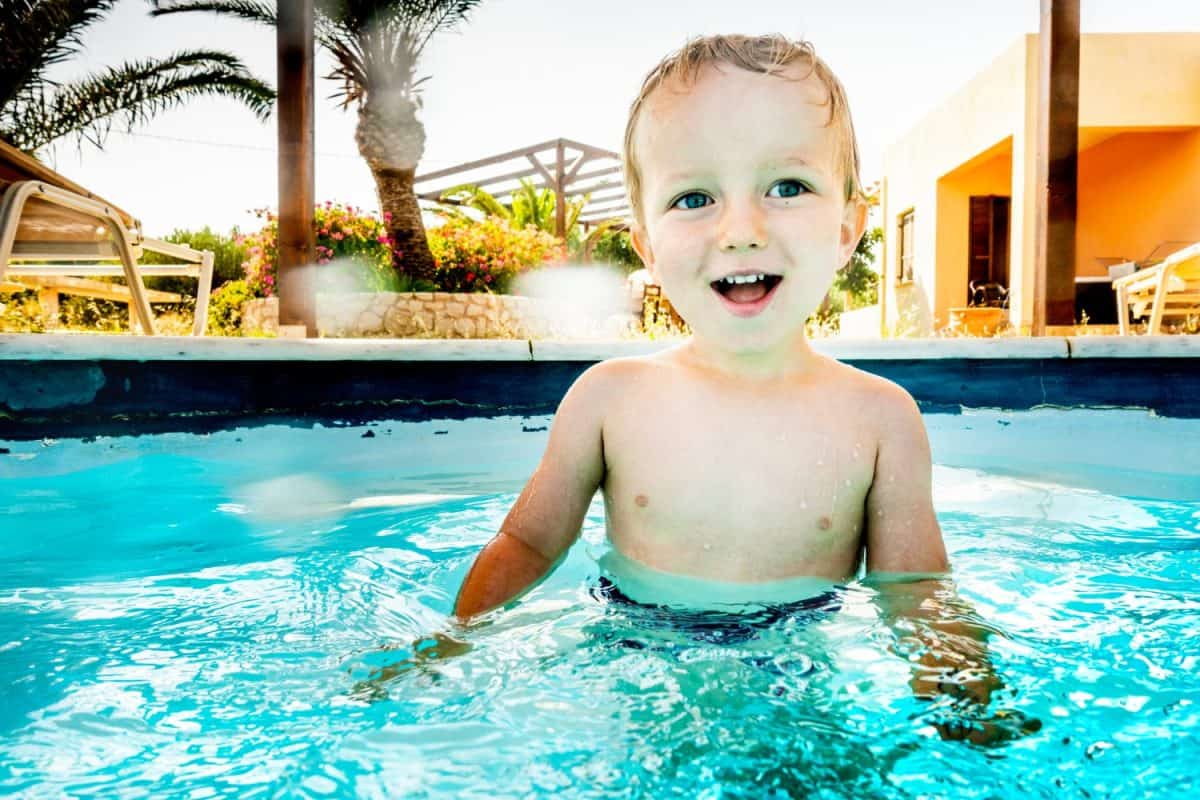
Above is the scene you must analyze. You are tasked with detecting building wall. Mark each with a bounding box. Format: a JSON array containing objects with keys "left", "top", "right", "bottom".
[
  {"left": 1076, "top": 129, "right": 1200, "bottom": 277},
  {"left": 881, "top": 32, "right": 1200, "bottom": 336},
  {"left": 935, "top": 145, "right": 1013, "bottom": 322},
  {"left": 881, "top": 38, "right": 1028, "bottom": 335}
]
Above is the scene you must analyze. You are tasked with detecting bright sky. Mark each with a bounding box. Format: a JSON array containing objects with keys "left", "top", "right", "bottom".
[{"left": 40, "top": 0, "right": 1200, "bottom": 237}]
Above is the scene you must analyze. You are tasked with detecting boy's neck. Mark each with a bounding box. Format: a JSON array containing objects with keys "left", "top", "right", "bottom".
[{"left": 678, "top": 332, "right": 823, "bottom": 383}]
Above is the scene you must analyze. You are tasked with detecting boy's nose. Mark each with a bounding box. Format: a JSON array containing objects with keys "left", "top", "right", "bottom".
[{"left": 717, "top": 204, "right": 768, "bottom": 252}]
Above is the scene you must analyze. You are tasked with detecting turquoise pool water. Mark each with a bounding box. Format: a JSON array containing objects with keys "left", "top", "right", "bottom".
[{"left": 1, "top": 410, "right": 1199, "bottom": 798}]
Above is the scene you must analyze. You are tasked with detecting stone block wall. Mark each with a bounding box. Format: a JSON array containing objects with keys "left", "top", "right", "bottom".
[{"left": 241, "top": 292, "right": 634, "bottom": 338}]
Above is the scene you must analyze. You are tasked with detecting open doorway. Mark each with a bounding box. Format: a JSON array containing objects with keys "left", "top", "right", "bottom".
[{"left": 968, "top": 195, "right": 1010, "bottom": 306}]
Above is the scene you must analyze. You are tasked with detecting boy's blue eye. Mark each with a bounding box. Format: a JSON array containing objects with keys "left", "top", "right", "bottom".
[
  {"left": 769, "top": 179, "right": 808, "bottom": 199},
  {"left": 671, "top": 192, "right": 711, "bottom": 211}
]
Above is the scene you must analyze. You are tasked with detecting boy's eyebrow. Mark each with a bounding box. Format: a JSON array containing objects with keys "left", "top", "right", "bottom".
[{"left": 658, "top": 155, "right": 826, "bottom": 186}]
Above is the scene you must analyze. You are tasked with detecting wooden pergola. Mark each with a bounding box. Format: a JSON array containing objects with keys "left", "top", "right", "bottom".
[
  {"left": 412, "top": 138, "right": 629, "bottom": 235},
  {"left": 274, "top": 0, "right": 1079, "bottom": 338}
]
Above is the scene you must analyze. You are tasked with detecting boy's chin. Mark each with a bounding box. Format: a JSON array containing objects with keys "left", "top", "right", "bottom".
[{"left": 693, "top": 321, "right": 810, "bottom": 356}]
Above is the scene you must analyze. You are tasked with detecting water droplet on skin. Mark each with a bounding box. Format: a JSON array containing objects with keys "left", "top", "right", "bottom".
[
  {"left": 800, "top": 500, "right": 808, "bottom": 509},
  {"left": 703, "top": 543, "right": 712, "bottom": 551},
  {"left": 844, "top": 479, "right": 851, "bottom": 487},
  {"left": 816, "top": 459, "right": 824, "bottom": 467}
]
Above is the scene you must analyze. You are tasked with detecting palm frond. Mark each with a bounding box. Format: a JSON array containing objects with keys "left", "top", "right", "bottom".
[
  {"left": 148, "top": 1, "right": 482, "bottom": 111},
  {"left": 582, "top": 218, "right": 622, "bottom": 249},
  {"left": 408, "top": 0, "right": 483, "bottom": 55},
  {"left": 438, "top": 183, "right": 512, "bottom": 221},
  {"left": 0, "top": 49, "right": 274, "bottom": 151},
  {"left": 147, "top": 0, "right": 276, "bottom": 25},
  {"left": 565, "top": 193, "right": 588, "bottom": 234},
  {"left": 0, "top": 1, "right": 122, "bottom": 111}
]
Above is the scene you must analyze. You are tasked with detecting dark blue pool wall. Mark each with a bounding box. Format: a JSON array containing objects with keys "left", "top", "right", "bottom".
[{"left": 0, "top": 356, "right": 1197, "bottom": 440}]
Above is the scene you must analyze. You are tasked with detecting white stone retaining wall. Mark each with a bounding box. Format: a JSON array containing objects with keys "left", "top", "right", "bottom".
[{"left": 241, "top": 292, "right": 632, "bottom": 339}]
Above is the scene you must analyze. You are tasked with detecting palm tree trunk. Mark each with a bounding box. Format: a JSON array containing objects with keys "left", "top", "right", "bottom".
[
  {"left": 373, "top": 166, "right": 436, "bottom": 283},
  {"left": 355, "top": 97, "right": 436, "bottom": 285}
]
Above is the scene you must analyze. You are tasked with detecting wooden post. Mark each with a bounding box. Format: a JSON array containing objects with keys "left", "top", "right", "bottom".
[
  {"left": 554, "top": 139, "right": 566, "bottom": 239},
  {"left": 37, "top": 288, "right": 59, "bottom": 329},
  {"left": 276, "top": 0, "right": 317, "bottom": 337},
  {"left": 1032, "top": 0, "right": 1080, "bottom": 334}
]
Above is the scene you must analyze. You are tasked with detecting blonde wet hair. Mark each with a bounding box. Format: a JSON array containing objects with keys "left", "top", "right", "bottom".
[{"left": 622, "top": 33, "right": 864, "bottom": 227}]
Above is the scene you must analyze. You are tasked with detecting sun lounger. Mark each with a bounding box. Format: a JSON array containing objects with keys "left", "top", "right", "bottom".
[
  {"left": 1112, "top": 241, "right": 1200, "bottom": 335},
  {"left": 0, "top": 139, "right": 213, "bottom": 335}
]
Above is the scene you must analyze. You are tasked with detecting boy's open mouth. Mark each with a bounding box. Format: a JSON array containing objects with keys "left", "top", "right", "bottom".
[{"left": 710, "top": 272, "right": 783, "bottom": 306}]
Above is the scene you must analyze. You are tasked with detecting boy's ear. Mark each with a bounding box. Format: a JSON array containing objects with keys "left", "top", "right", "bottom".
[
  {"left": 838, "top": 198, "right": 869, "bottom": 267},
  {"left": 631, "top": 224, "right": 658, "bottom": 282}
]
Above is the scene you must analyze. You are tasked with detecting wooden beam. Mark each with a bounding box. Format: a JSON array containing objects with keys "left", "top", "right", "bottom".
[
  {"left": 420, "top": 165, "right": 622, "bottom": 203},
  {"left": 578, "top": 214, "right": 631, "bottom": 225},
  {"left": 562, "top": 152, "right": 588, "bottom": 185},
  {"left": 424, "top": 165, "right": 539, "bottom": 197},
  {"left": 1032, "top": 0, "right": 1080, "bottom": 334},
  {"left": 580, "top": 199, "right": 628, "bottom": 212},
  {"left": 564, "top": 180, "right": 624, "bottom": 197},
  {"left": 525, "top": 154, "right": 556, "bottom": 187},
  {"left": 3, "top": 275, "right": 183, "bottom": 304},
  {"left": 558, "top": 138, "right": 621, "bottom": 161},
  {"left": 414, "top": 139, "right": 562, "bottom": 183},
  {"left": 564, "top": 164, "right": 621, "bottom": 187},
  {"left": 555, "top": 140, "right": 566, "bottom": 238},
  {"left": 276, "top": 0, "right": 316, "bottom": 337}
]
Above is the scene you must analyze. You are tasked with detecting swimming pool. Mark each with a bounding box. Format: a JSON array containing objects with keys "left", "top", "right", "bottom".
[{"left": 2, "top": 407, "right": 1198, "bottom": 798}]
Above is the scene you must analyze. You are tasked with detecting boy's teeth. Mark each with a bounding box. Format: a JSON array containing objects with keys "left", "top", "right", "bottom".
[{"left": 722, "top": 274, "right": 764, "bottom": 285}]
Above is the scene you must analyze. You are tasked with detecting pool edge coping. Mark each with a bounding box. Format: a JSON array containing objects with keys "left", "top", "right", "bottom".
[{"left": 2, "top": 333, "right": 1198, "bottom": 361}]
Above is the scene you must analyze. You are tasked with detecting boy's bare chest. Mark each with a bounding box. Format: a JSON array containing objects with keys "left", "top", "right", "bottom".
[{"left": 601, "top": 391, "right": 877, "bottom": 581}]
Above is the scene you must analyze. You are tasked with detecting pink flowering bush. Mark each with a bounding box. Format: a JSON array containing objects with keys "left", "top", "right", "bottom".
[
  {"left": 426, "top": 214, "right": 565, "bottom": 293},
  {"left": 240, "top": 203, "right": 566, "bottom": 297},
  {"left": 241, "top": 203, "right": 401, "bottom": 297}
]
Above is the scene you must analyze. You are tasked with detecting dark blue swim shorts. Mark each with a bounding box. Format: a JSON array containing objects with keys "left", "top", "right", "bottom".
[{"left": 590, "top": 576, "right": 842, "bottom": 647}]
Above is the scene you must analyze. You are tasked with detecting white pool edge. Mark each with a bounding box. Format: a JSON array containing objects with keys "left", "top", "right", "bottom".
[{"left": 2, "top": 333, "right": 1197, "bottom": 362}]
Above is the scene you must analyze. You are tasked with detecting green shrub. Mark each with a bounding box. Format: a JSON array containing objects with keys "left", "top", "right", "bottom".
[
  {"left": 0, "top": 290, "right": 46, "bottom": 332},
  {"left": 587, "top": 227, "right": 642, "bottom": 273},
  {"left": 140, "top": 226, "right": 249, "bottom": 294},
  {"left": 426, "top": 214, "right": 565, "bottom": 293},
  {"left": 207, "top": 279, "right": 254, "bottom": 336},
  {"left": 833, "top": 226, "right": 882, "bottom": 309}
]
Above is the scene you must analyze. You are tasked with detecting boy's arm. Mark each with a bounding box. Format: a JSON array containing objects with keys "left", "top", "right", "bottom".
[
  {"left": 453, "top": 362, "right": 612, "bottom": 620},
  {"left": 863, "top": 384, "right": 947, "bottom": 576},
  {"left": 863, "top": 385, "right": 1015, "bottom": 740}
]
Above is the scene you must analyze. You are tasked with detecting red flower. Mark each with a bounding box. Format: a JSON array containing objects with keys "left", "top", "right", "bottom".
[{"left": 466, "top": 272, "right": 475, "bottom": 282}]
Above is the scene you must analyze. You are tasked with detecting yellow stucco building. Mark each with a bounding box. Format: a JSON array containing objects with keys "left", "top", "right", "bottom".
[{"left": 879, "top": 32, "right": 1200, "bottom": 336}]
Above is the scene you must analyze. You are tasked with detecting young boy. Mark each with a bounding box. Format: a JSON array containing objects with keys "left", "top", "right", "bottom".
[
  {"left": 454, "top": 33, "right": 948, "bottom": 618},
  {"left": 429, "top": 34, "right": 1043, "bottom": 744}
]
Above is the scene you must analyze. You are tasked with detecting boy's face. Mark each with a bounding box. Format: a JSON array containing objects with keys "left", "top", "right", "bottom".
[{"left": 630, "top": 63, "right": 866, "bottom": 355}]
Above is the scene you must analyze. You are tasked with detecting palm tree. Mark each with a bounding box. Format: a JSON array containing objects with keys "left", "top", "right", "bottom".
[
  {"left": 0, "top": 1, "right": 273, "bottom": 153},
  {"left": 439, "top": 179, "right": 590, "bottom": 238},
  {"left": 151, "top": 0, "right": 484, "bottom": 284}
]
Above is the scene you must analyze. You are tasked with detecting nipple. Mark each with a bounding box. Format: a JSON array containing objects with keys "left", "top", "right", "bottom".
[
  {"left": 634, "top": 494, "right": 649, "bottom": 508},
  {"left": 818, "top": 515, "right": 832, "bottom": 530}
]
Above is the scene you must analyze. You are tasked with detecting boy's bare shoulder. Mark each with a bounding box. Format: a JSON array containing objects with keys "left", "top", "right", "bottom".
[
  {"left": 564, "top": 352, "right": 674, "bottom": 409},
  {"left": 823, "top": 358, "right": 922, "bottom": 425}
]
